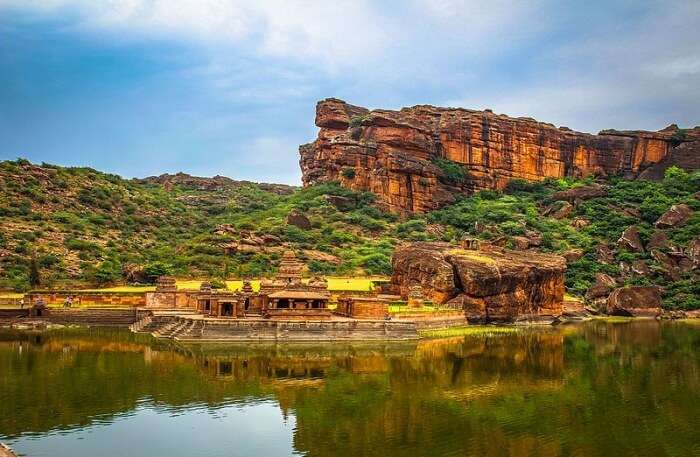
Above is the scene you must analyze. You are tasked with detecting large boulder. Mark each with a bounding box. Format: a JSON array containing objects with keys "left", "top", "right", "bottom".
[
  {"left": 655, "top": 204, "right": 693, "bottom": 229},
  {"left": 606, "top": 286, "right": 662, "bottom": 317},
  {"left": 392, "top": 242, "right": 566, "bottom": 322},
  {"left": 286, "top": 210, "right": 312, "bottom": 230},
  {"left": 617, "top": 226, "right": 645, "bottom": 252},
  {"left": 391, "top": 242, "right": 459, "bottom": 303}
]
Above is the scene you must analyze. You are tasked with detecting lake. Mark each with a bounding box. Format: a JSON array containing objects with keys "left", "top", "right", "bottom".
[{"left": 1, "top": 320, "right": 699, "bottom": 457}]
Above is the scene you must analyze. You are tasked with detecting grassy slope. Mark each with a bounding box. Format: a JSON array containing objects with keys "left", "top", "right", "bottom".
[{"left": 1, "top": 159, "right": 698, "bottom": 309}]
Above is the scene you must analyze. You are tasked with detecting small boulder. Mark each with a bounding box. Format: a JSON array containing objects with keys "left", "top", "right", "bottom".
[
  {"left": 606, "top": 286, "right": 662, "bottom": 317},
  {"left": 286, "top": 210, "right": 312, "bottom": 230},
  {"left": 552, "top": 185, "right": 605, "bottom": 202},
  {"left": 544, "top": 201, "right": 573, "bottom": 219},
  {"left": 687, "top": 237, "right": 700, "bottom": 268},
  {"left": 650, "top": 249, "right": 681, "bottom": 281},
  {"left": 511, "top": 236, "right": 531, "bottom": 250},
  {"left": 617, "top": 226, "right": 645, "bottom": 253},
  {"left": 261, "top": 234, "right": 282, "bottom": 244},
  {"left": 585, "top": 273, "right": 616, "bottom": 300},
  {"left": 563, "top": 249, "right": 584, "bottom": 264},
  {"left": 597, "top": 244, "right": 615, "bottom": 264},
  {"left": 324, "top": 195, "right": 355, "bottom": 211},
  {"left": 655, "top": 204, "right": 693, "bottom": 229},
  {"left": 631, "top": 259, "right": 652, "bottom": 277},
  {"left": 302, "top": 249, "right": 341, "bottom": 264},
  {"left": 571, "top": 217, "right": 589, "bottom": 229},
  {"left": 525, "top": 231, "right": 543, "bottom": 247}
]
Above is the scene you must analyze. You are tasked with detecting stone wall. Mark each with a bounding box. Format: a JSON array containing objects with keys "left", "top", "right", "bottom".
[
  {"left": 0, "top": 309, "right": 29, "bottom": 319},
  {"left": 144, "top": 290, "right": 199, "bottom": 309},
  {"left": 300, "top": 98, "right": 700, "bottom": 214},
  {"left": 336, "top": 297, "right": 389, "bottom": 319},
  {"left": 177, "top": 317, "right": 418, "bottom": 341},
  {"left": 24, "top": 291, "right": 146, "bottom": 308},
  {"left": 40, "top": 308, "right": 138, "bottom": 326}
]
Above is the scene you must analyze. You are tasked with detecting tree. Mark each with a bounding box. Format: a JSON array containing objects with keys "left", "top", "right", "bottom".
[
  {"left": 29, "top": 252, "right": 41, "bottom": 288},
  {"left": 95, "top": 259, "right": 122, "bottom": 285},
  {"left": 143, "top": 261, "right": 173, "bottom": 283}
]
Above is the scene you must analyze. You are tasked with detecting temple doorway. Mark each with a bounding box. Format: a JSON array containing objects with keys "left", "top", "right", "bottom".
[
  {"left": 222, "top": 303, "right": 234, "bottom": 316},
  {"left": 277, "top": 299, "right": 290, "bottom": 309}
]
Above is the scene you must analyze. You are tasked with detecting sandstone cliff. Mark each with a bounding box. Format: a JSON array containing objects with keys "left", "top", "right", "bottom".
[{"left": 300, "top": 98, "right": 699, "bottom": 214}]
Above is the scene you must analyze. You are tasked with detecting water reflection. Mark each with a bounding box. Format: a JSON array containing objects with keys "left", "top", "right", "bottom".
[{"left": 1, "top": 321, "right": 699, "bottom": 457}]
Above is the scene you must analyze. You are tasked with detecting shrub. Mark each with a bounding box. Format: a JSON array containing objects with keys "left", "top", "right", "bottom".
[
  {"left": 341, "top": 167, "right": 356, "bottom": 179},
  {"left": 348, "top": 113, "right": 370, "bottom": 129},
  {"left": 431, "top": 157, "right": 468, "bottom": 185},
  {"left": 94, "top": 259, "right": 122, "bottom": 285},
  {"left": 210, "top": 278, "right": 226, "bottom": 289},
  {"left": 360, "top": 253, "right": 392, "bottom": 275}
]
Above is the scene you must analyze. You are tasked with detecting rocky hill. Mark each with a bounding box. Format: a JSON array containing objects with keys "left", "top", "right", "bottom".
[
  {"left": 300, "top": 98, "right": 700, "bottom": 214},
  {"left": 0, "top": 159, "right": 401, "bottom": 290},
  {"left": 1, "top": 156, "right": 698, "bottom": 312}
]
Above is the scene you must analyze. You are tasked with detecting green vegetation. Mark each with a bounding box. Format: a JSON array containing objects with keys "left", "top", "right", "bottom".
[
  {"left": 431, "top": 157, "right": 469, "bottom": 185},
  {"left": 428, "top": 168, "right": 700, "bottom": 309},
  {"left": 419, "top": 325, "right": 524, "bottom": 338},
  {"left": 1, "top": 159, "right": 698, "bottom": 310},
  {"left": 348, "top": 113, "right": 371, "bottom": 128}
]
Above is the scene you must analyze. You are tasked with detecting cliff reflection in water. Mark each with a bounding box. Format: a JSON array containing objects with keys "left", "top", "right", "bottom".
[{"left": 1, "top": 321, "right": 699, "bottom": 457}]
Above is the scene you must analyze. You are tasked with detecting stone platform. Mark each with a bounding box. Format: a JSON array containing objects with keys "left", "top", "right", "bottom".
[{"left": 132, "top": 313, "right": 423, "bottom": 341}]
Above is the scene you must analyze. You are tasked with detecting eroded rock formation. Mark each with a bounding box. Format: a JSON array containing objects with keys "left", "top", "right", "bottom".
[
  {"left": 606, "top": 286, "right": 663, "bottom": 317},
  {"left": 300, "top": 98, "right": 700, "bottom": 214},
  {"left": 391, "top": 242, "right": 566, "bottom": 323}
]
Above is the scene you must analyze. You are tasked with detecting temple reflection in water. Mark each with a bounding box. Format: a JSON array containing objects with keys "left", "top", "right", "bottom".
[{"left": 1, "top": 320, "right": 697, "bottom": 457}]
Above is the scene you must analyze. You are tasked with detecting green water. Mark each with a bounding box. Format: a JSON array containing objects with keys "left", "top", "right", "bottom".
[{"left": 1, "top": 320, "right": 699, "bottom": 457}]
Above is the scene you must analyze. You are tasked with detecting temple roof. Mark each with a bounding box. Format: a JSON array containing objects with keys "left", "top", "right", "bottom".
[{"left": 268, "top": 291, "right": 329, "bottom": 300}]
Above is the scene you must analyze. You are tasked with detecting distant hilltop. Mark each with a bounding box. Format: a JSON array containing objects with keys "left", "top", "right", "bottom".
[
  {"left": 300, "top": 98, "right": 700, "bottom": 214},
  {"left": 136, "top": 172, "right": 296, "bottom": 195}
]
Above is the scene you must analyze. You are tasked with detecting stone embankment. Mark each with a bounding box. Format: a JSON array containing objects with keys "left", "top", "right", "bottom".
[{"left": 132, "top": 313, "right": 421, "bottom": 341}]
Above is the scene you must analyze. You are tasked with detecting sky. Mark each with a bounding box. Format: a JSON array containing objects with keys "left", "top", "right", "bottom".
[{"left": 0, "top": 0, "right": 698, "bottom": 185}]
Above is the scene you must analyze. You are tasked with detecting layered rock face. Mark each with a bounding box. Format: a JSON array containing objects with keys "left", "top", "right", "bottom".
[
  {"left": 300, "top": 98, "right": 700, "bottom": 214},
  {"left": 391, "top": 242, "right": 566, "bottom": 323}
]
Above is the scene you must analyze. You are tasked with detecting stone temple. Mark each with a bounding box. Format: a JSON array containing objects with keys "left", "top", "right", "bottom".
[{"left": 191, "top": 251, "right": 331, "bottom": 319}]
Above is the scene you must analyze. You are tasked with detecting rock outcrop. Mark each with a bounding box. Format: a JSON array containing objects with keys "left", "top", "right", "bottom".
[
  {"left": 300, "top": 98, "right": 700, "bottom": 214},
  {"left": 606, "top": 286, "right": 663, "bottom": 317},
  {"left": 391, "top": 242, "right": 566, "bottom": 323},
  {"left": 654, "top": 204, "right": 693, "bottom": 228}
]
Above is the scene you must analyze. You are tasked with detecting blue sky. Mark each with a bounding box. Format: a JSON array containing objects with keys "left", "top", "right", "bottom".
[{"left": 0, "top": 1, "right": 698, "bottom": 184}]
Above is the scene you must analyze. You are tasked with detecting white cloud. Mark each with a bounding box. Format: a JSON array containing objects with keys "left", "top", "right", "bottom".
[
  {"left": 0, "top": 0, "right": 547, "bottom": 73},
  {"left": 445, "top": 0, "right": 700, "bottom": 132}
]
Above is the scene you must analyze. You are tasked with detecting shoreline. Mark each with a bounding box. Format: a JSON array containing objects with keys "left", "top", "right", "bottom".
[{"left": 2, "top": 312, "right": 689, "bottom": 343}]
